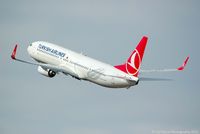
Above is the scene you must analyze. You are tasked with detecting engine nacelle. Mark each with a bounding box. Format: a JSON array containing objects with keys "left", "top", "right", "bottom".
[{"left": 37, "top": 66, "right": 56, "bottom": 78}]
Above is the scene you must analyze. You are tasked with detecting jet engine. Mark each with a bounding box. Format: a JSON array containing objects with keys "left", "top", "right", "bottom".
[{"left": 37, "top": 66, "right": 56, "bottom": 78}]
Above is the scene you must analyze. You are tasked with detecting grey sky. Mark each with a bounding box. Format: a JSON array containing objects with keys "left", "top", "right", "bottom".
[{"left": 0, "top": 0, "right": 199, "bottom": 134}]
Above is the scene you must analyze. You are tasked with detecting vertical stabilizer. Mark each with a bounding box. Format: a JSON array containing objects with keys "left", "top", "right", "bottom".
[{"left": 114, "top": 36, "right": 148, "bottom": 77}]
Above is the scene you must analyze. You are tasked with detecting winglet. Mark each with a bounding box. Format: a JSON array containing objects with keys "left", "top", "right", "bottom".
[
  {"left": 11, "top": 44, "right": 18, "bottom": 60},
  {"left": 177, "top": 56, "right": 189, "bottom": 71}
]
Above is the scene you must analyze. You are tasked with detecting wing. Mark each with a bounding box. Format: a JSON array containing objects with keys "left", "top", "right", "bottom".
[
  {"left": 140, "top": 56, "right": 189, "bottom": 73},
  {"left": 11, "top": 44, "right": 65, "bottom": 73}
]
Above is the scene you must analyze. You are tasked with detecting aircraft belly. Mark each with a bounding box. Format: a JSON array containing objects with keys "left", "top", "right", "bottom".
[{"left": 89, "top": 75, "right": 132, "bottom": 88}]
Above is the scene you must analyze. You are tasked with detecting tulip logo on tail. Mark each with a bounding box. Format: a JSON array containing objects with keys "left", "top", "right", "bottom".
[
  {"left": 126, "top": 49, "right": 141, "bottom": 75},
  {"left": 114, "top": 36, "right": 147, "bottom": 77}
]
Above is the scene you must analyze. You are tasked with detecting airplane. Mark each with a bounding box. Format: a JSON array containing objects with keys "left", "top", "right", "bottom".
[{"left": 11, "top": 36, "right": 189, "bottom": 88}]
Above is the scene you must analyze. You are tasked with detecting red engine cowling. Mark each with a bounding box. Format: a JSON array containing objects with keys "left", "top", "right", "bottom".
[{"left": 37, "top": 66, "right": 56, "bottom": 78}]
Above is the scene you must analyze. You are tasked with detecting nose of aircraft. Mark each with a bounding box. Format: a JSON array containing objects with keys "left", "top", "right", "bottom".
[
  {"left": 27, "top": 46, "right": 31, "bottom": 55},
  {"left": 27, "top": 43, "right": 34, "bottom": 56}
]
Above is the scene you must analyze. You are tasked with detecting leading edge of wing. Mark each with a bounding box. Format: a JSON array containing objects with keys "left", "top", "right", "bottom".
[
  {"left": 11, "top": 44, "right": 64, "bottom": 73},
  {"left": 140, "top": 56, "right": 190, "bottom": 73}
]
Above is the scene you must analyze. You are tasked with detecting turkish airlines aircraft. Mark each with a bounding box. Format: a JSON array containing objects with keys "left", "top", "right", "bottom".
[{"left": 11, "top": 36, "right": 189, "bottom": 88}]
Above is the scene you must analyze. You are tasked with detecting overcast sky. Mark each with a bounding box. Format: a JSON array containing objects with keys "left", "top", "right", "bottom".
[{"left": 0, "top": 0, "right": 199, "bottom": 134}]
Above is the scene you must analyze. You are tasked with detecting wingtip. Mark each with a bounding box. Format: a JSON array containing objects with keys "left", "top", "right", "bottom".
[
  {"left": 177, "top": 56, "right": 190, "bottom": 71},
  {"left": 142, "top": 36, "right": 148, "bottom": 40},
  {"left": 11, "top": 44, "right": 18, "bottom": 60}
]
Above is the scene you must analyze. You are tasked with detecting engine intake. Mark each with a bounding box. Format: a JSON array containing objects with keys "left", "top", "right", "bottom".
[{"left": 37, "top": 66, "right": 56, "bottom": 78}]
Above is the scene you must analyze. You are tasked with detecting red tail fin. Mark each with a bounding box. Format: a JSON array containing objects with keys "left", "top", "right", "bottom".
[{"left": 114, "top": 36, "right": 148, "bottom": 77}]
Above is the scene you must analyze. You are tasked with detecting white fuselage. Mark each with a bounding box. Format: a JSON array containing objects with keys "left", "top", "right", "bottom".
[{"left": 27, "top": 41, "right": 139, "bottom": 88}]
